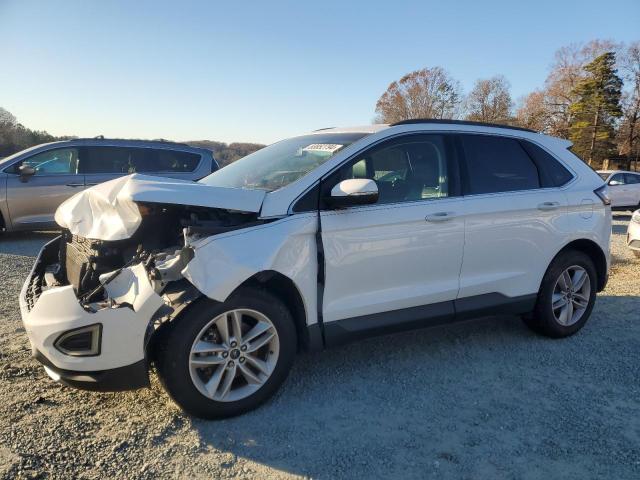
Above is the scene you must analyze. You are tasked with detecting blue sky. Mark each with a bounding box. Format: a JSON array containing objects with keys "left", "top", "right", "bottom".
[{"left": 1, "top": 0, "right": 638, "bottom": 144}]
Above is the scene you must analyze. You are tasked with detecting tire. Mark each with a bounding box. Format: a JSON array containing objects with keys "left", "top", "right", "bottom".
[
  {"left": 155, "top": 287, "right": 297, "bottom": 419},
  {"left": 523, "top": 250, "right": 597, "bottom": 338},
  {"left": 634, "top": 250, "right": 640, "bottom": 258}
]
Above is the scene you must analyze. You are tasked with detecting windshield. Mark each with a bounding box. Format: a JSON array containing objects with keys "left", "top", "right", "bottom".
[
  {"left": 598, "top": 172, "right": 611, "bottom": 181},
  {"left": 200, "top": 132, "right": 368, "bottom": 191}
]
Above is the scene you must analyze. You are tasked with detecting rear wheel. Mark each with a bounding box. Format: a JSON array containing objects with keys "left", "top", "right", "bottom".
[
  {"left": 523, "top": 251, "right": 597, "bottom": 338},
  {"left": 155, "top": 287, "right": 297, "bottom": 419}
]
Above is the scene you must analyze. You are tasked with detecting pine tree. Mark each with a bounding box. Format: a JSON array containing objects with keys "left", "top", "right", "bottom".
[{"left": 569, "top": 52, "right": 623, "bottom": 166}]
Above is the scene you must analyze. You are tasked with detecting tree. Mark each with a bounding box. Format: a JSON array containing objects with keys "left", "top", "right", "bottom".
[
  {"left": 516, "top": 90, "right": 548, "bottom": 131},
  {"left": 0, "top": 107, "right": 17, "bottom": 126},
  {"left": 465, "top": 75, "right": 513, "bottom": 123},
  {"left": 375, "top": 67, "right": 461, "bottom": 123},
  {"left": 511, "top": 40, "right": 620, "bottom": 136},
  {"left": 617, "top": 42, "right": 640, "bottom": 170},
  {"left": 569, "top": 52, "right": 623, "bottom": 166}
]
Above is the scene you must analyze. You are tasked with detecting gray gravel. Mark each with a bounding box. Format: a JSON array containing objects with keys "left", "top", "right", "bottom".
[{"left": 1, "top": 215, "right": 639, "bottom": 479}]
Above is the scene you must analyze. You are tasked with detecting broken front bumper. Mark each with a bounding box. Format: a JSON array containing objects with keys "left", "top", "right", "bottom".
[{"left": 19, "top": 237, "right": 164, "bottom": 391}]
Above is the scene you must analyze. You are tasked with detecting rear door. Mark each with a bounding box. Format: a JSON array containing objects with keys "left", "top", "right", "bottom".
[
  {"left": 320, "top": 133, "right": 465, "bottom": 331},
  {"left": 5, "top": 147, "right": 85, "bottom": 229},
  {"left": 456, "top": 134, "right": 570, "bottom": 307},
  {"left": 624, "top": 173, "right": 640, "bottom": 207}
]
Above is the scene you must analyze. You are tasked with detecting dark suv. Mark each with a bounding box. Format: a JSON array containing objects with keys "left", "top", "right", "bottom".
[{"left": 0, "top": 138, "right": 218, "bottom": 232}]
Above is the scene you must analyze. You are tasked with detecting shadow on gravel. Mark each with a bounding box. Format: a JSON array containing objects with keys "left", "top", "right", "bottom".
[
  {"left": 187, "top": 293, "right": 640, "bottom": 479},
  {"left": 0, "top": 231, "right": 58, "bottom": 257}
]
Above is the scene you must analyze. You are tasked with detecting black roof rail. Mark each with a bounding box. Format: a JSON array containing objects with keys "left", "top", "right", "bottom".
[
  {"left": 390, "top": 118, "right": 537, "bottom": 133},
  {"left": 71, "top": 137, "right": 191, "bottom": 147},
  {"left": 313, "top": 127, "right": 336, "bottom": 132}
]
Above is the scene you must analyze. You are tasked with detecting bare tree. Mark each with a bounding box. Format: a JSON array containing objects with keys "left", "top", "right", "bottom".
[
  {"left": 464, "top": 75, "right": 513, "bottom": 123},
  {"left": 617, "top": 42, "right": 640, "bottom": 170},
  {"left": 374, "top": 67, "right": 461, "bottom": 123},
  {"left": 516, "top": 90, "right": 548, "bottom": 131}
]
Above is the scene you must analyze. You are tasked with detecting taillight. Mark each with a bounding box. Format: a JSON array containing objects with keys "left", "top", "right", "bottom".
[{"left": 594, "top": 185, "right": 611, "bottom": 206}]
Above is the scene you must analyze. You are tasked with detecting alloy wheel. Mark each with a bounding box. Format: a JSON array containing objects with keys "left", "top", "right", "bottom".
[
  {"left": 551, "top": 265, "right": 591, "bottom": 326},
  {"left": 188, "top": 309, "right": 280, "bottom": 402}
]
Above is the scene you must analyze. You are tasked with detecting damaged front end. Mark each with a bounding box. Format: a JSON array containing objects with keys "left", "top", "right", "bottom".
[{"left": 20, "top": 200, "right": 266, "bottom": 391}]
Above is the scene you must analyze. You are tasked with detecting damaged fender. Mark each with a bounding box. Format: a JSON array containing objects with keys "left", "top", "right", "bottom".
[{"left": 182, "top": 214, "right": 319, "bottom": 326}]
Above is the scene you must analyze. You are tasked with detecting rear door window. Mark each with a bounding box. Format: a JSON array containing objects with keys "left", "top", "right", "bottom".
[
  {"left": 624, "top": 173, "right": 640, "bottom": 184},
  {"left": 82, "top": 147, "right": 200, "bottom": 174},
  {"left": 460, "top": 134, "right": 540, "bottom": 194}
]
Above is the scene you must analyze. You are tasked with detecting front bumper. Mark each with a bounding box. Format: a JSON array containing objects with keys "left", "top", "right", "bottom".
[{"left": 20, "top": 237, "right": 164, "bottom": 391}]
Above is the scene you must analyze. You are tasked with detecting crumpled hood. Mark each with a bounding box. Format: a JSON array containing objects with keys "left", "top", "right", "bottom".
[{"left": 54, "top": 174, "right": 266, "bottom": 240}]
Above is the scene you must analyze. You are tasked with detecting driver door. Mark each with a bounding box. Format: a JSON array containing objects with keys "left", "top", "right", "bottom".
[
  {"left": 319, "top": 134, "right": 464, "bottom": 342},
  {"left": 5, "top": 147, "right": 85, "bottom": 229}
]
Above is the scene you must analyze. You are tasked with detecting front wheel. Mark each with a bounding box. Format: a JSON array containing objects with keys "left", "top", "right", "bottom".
[
  {"left": 155, "top": 287, "right": 297, "bottom": 419},
  {"left": 523, "top": 250, "right": 597, "bottom": 338}
]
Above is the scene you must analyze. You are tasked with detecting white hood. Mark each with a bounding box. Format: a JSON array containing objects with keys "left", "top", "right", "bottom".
[{"left": 54, "top": 174, "right": 266, "bottom": 241}]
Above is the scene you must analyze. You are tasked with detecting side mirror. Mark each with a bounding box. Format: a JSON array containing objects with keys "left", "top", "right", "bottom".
[
  {"left": 18, "top": 164, "right": 36, "bottom": 182},
  {"left": 608, "top": 179, "right": 623, "bottom": 186},
  {"left": 326, "top": 179, "right": 379, "bottom": 208}
]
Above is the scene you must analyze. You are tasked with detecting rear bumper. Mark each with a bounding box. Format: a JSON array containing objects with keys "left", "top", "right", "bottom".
[{"left": 20, "top": 237, "right": 164, "bottom": 391}]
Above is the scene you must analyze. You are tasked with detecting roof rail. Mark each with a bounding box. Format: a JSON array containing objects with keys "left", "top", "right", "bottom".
[
  {"left": 390, "top": 118, "right": 536, "bottom": 133},
  {"left": 313, "top": 127, "right": 336, "bottom": 132}
]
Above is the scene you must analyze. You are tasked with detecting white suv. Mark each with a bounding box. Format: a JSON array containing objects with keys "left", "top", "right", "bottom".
[
  {"left": 20, "top": 120, "right": 611, "bottom": 418},
  {"left": 597, "top": 170, "right": 640, "bottom": 210}
]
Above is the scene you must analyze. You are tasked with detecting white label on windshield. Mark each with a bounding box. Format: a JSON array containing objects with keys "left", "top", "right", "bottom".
[{"left": 302, "top": 144, "right": 343, "bottom": 153}]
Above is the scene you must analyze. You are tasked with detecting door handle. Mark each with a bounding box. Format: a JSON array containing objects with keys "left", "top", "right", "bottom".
[
  {"left": 425, "top": 212, "right": 456, "bottom": 222},
  {"left": 537, "top": 201, "right": 560, "bottom": 211},
  {"left": 65, "top": 183, "right": 85, "bottom": 187}
]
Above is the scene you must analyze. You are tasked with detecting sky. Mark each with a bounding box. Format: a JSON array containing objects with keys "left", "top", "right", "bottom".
[{"left": 1, "top": 0, "right": 638, "bottom": 145}]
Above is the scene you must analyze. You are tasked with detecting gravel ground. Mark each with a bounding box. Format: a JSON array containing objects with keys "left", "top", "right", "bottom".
[{"left": 1, "top": 215, "right": 639, "bottom": 479}]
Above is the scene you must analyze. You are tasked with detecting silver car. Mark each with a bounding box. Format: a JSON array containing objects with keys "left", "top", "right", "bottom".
[{"left": 0, "top": 138, "right": 218, "bottom": 232}]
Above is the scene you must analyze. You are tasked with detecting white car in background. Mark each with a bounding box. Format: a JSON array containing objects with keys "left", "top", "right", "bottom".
[
  {"left": 20, "top": 120, "right": 611, "bottom": 419},
  {"left": 628, "top": 210, "right": 640, "bottom": 257},
  {"left": 597, "top": 170, "right": 640, "bottom": 210}
]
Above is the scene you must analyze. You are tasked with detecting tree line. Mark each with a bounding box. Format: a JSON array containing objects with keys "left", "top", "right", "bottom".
[
  {"left": 0, "top": 108, "right": 61, "bottom": 158},
  {"left": 0, "top": 107, "right": 265, "bottom": 165},
  {"left": 375, "top": 40, "right": 640, "bottom": 170}
]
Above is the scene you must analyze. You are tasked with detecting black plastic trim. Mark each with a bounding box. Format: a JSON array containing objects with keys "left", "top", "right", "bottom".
[
  {"left": 324, "top": 301, "right": 454, "bottom": 347},
  {"left": 33, "top": 350, "right": 149, "bottom": 392},
  {"left": 321, "top": 293, "right": 537, "bottom": 347}
]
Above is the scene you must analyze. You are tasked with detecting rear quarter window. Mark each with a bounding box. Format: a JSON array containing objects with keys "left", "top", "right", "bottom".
[{"left": 520, "top": 140, "right": 574, "bottom": 187}]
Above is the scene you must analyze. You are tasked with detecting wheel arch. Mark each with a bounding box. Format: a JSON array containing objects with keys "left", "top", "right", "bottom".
[
  {"left": 234, "top": 270, "right": 318, "bottom": 352},
  {"left": 552, "top": 239, "right": 608, "bottom": 292}
]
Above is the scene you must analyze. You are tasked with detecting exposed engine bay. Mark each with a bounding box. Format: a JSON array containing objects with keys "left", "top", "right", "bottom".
[{"left": 47, "top": 203, "right": 264, "bottom": 302}]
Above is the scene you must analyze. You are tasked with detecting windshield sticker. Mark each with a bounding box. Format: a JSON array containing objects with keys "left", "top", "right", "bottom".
[{"left": 302, "top": 144, "right": 343, "bottom": 153}]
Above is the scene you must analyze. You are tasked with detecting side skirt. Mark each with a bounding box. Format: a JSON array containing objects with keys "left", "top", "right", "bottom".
[{"left": 322, "top": 293, "right": 537, "bottom": 348}]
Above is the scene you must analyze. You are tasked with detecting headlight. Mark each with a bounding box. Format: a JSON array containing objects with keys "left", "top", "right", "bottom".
[{"left": 632, "top": 210, "right": 640, "bottom": 224}]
